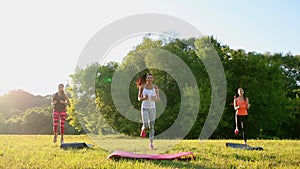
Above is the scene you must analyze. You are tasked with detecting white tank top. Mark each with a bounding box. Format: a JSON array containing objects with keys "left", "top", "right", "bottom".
[{"left": 142, "top": 85, "right": 156, "bottom": 108}]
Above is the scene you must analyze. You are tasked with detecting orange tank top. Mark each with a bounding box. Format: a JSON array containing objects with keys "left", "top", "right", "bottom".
[{"left": 235, "top": 97, "right": 248, "bottom": 116}]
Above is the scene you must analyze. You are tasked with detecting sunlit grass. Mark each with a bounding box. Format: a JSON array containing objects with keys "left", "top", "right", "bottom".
[
  {"left": 89, "top": 134, "right": 181, "bottom": 154},
  {"left": 0, "top": 135, "right": 299, "bottom": 169}
]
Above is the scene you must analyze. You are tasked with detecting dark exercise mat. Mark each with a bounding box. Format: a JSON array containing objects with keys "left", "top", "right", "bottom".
[
  {"left": 60, "top": 142, "right": 94, "bottom": 149},
  {"left": 226, "top": 142, "right": 263, "bottom": 151}
]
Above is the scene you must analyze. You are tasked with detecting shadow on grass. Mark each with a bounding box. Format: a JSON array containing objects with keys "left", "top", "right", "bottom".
[
  {"left": 152, "top": 159, "right": 209, "bottom": 169},
  {"left": 109, "top": 157, "right": 211, "bottom": 169}
]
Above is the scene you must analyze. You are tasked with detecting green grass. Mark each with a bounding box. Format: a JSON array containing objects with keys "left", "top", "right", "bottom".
[{"left": 0, "top": 135, "right": 299, "bottom": 169}]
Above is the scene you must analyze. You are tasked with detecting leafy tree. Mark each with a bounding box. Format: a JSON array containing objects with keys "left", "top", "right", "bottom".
[
  {"left": 3, "top": 116, "right": 22, "bottom": 134},
  {"left": 68, "top": 62, "right": 118, "bottom": 134},
  {"left": 0, "top": 90, "right": 50, "bottom": 120},
  {"left": 0, "top": 89, "right": 49, "bottom": 111},
  {"left": 21, "top": 107, "right": 52, "bottom": 134},
  {"left": 84, "top": 36, "right": 300, "bottom": 139}
]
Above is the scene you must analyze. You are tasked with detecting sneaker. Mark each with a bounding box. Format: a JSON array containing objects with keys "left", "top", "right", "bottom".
[
  {"left": 60, "top": 139, "right": 64, "bottom": 144},
  {"left": 234, "top": 129, "right": 239, "bottom": 135},
  {"left": 150, "top": 143, "right": 154, "bottom": 150},
  {"left": 53, "top": 135, "right": 57, "bottom": 143},
  {"left": 140, "top": 129, "right": 146, "bottom": 138}
]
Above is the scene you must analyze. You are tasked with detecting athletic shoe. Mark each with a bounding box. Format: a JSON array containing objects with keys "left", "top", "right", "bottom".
[
  {"left": 53, "top": 135, "right": 57, "bottom": 143},
  {"left": 61, "top": 139, "right": 64, "bottom": 144},
  {"left": 140, "top": 129, "right": 146, "bottom": 138},
  {"left": 150, "top": 143, "right": 154, "bottom": 150},
  {"left": 234, "top": 129, "right": 239, "bottom": 135}
]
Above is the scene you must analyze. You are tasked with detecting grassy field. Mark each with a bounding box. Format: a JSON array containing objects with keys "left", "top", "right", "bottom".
[{"left": 0, "top": 135, "right": 299, "bottom": 169}]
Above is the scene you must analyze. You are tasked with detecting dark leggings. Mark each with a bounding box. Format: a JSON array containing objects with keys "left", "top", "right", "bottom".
[{"left": 237, "top": 115, "right": 248, "bottom": 143}]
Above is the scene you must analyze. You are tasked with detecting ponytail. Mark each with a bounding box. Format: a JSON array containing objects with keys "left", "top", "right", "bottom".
[{"left": 135, "top": 73, "right": 147, "bottom": 87}]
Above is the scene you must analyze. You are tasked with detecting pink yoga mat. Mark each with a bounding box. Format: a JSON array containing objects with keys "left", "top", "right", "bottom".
[{"left": 107, "top": 150, "right": 195, "bottom": 160}]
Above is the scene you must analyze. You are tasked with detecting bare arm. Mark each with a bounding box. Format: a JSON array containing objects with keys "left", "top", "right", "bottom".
[
  {"left": 51, "top": 94, "right": 57, "bottom": 105},
  {"left": 235, "top": 113, "right": 238, "bottom": 129},
  {"left": 233, "top": 98, "right": 239, "bottom": 111},
  {"left": 138, "top": 86, "right": 148, "bottom": 101},
  {"left": 233, "top": 98, "right": 238, "bottom": 129},
  {"left": 246, "top": 98, "right": 250, "bottom": 109},
  {"left": 64, "top": 92, "right": 70, "bottom": 106},
  {"left": 153, "top": 85, "right": 160, "bottom": 101}
]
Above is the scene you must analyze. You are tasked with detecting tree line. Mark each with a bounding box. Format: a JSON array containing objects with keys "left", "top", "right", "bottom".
[
  {"left": 1, "top": 36, "right": 299, "bottom": 139},
  {"left": 68, "top": 36, "right": 300, "bottom": 139},
  {"left": 0, "top": 90, "right": 79, "bottom": 134}
]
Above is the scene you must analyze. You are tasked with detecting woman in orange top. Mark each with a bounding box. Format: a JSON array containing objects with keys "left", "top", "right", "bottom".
[{"left": 234, "top": 88, "right": 250, "bottom": 144}]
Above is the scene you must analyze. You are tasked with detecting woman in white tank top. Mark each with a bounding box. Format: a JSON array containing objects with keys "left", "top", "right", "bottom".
[{"left": 136, "top": 73, "right": 160, "bottom": 150}]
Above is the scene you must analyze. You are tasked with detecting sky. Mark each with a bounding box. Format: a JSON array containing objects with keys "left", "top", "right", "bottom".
[{"left": 0, "top": 0, "right": 299, "bottom": 96}]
